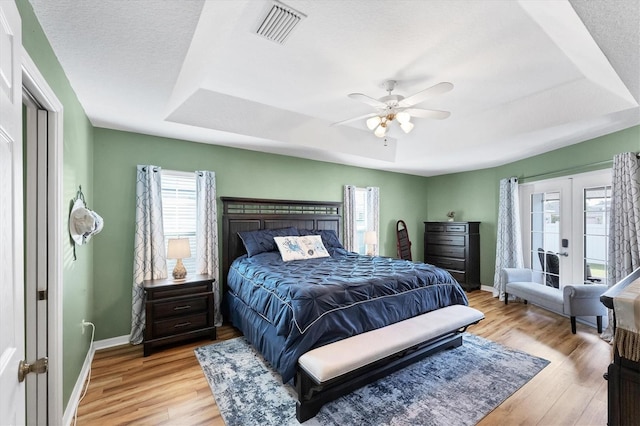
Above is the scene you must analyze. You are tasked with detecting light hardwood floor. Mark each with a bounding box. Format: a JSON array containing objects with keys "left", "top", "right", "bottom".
[{"left": 75, "top": 290, "right": 611, "bottom": 425}]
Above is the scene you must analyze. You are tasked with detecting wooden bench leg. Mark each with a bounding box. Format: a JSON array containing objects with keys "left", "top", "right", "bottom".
[
  {"left": 597, "top": 316, "right": 603, "bottom": 334},
  {"left": 571, "top": 316, "right": 577, "bottom": 334}
]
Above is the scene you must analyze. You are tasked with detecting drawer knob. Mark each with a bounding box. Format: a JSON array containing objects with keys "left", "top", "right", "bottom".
[{"left": 173, "top": 305, "right": 192, "bottom": 311}]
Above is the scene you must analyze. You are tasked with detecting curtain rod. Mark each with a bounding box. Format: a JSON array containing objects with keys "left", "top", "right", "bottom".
[
  {"left": 520, "top": 159, "right": 612, "bottom": 182},
  {"left": 519, "top": 152, "right": 639, "bottom": 182}
]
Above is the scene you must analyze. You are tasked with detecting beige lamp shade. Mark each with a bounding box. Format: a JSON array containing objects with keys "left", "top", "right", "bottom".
[
  {"left": 167, "top": 238, "right": 191, "bottom": 259},
  {"left": 364, "top": 231, "right": 377, "bottom": 245}
]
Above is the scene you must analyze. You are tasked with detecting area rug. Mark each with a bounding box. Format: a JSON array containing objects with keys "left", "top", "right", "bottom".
[{"left": 194, "top": 334, "right": 549, "bottom": 425}]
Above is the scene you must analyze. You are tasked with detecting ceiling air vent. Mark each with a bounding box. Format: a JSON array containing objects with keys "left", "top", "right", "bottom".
[{"left": 256, "top": 1, "right": 306, "bottom": 45}]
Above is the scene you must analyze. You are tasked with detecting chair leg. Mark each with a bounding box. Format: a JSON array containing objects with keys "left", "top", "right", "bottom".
[
  {"left": 597, "top": 316, "right": 603, "bottom": 334},
  {"left": 524, "top": 300, "right": 527, "bottom": 305},
  {"left": 504, "top": 293, "right": 508, "bottom": 305},
  {"left": 571, "top": 316, "right": 577, "bottom": 334}
]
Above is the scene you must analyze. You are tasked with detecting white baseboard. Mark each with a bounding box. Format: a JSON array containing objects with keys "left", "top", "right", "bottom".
[
  {"left": 94, "top": 334, "right": 130, "bottom": 351},
  {"left": 62, "top": 342, "right": 95, "bottom": 426},
  {"left": 480, "top": 285, "right": 493, "bottom": 292},
  {"left": 61, "top": 335, "right": 130, "bottom": 426}
]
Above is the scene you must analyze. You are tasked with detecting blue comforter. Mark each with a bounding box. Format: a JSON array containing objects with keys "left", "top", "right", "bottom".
[{"left": 226, "top": 248, "right": 468, "bottom": 382}]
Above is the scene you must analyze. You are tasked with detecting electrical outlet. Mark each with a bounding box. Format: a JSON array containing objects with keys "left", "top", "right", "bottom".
[{"left": 81, "top": 319, "right": 88, "bottom": 334}]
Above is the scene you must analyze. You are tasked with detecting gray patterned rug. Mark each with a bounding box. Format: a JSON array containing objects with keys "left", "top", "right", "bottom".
[{"left": 195, "top": 334, "right": 548, "bottom": 425}]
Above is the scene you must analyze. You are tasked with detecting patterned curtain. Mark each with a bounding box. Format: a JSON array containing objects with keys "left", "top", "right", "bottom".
[
  {"left": 196, "top": 170, "right": 222, "bottom": 326},
  {"left": 367, "top": 187, "right": 380, "bottom": 255},
  {"left": 602, "top": 152, "right": 640, "bottom": 340},
  {"left": 343, "top": 185, "right": 356, "bottom": 251},
  {"left": 130, "top": 165, "right": 167, "bottom": 344},
  {"left": 493, "top": 177, "right": 524, "bottom": 300}
]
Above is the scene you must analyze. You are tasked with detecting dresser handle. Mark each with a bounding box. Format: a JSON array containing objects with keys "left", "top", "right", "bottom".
[
  {"left": 173, "top": 305, "right": 192, "bottom": 311},
  {"left": 174, "top": 321, "right": 192, "bottom": 328}
]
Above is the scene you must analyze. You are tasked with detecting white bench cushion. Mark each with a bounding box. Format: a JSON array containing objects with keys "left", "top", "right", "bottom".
[{"left": 298, "top": 305, "right": 484, "bottom": 383}]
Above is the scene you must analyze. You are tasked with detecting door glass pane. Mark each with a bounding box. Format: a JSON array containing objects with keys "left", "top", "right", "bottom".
[
  {"left": 530, "top": 191, "right": 560, "bottom": 287},
  {"left": 584, "top": 186, "right": 610, "bottom": 284}
]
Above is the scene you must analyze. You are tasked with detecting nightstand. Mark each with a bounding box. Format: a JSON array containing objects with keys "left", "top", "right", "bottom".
[{"left": 142, "top": 274, "right": 216, "bottom": 356}]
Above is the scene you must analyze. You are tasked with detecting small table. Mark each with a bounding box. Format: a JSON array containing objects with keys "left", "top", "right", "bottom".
[{"left": 142, "top": 274, "right": 216, "bottom": 356}]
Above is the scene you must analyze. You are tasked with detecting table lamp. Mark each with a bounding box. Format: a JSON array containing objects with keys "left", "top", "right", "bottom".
[
  {"left": 167, "top": 238, "right": 191, "bottom": 280},
  {"left": 364, "top": 231, "right": 377, "bottom": 256}
]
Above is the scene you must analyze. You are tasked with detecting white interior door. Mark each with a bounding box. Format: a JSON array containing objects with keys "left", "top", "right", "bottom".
[{"left": 0, "top": 1, "right": 25, "bottom": 424}]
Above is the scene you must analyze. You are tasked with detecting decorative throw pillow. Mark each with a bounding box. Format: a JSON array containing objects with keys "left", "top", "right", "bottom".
[
  {"left": 298, "top": 229, "right": 344, "bottom": 250},
  {"left": 274, "top": 235, "right": 330, "bottom": 262},
  {"left": 238, "top": 227, "right": 299, "bottom": 257}
]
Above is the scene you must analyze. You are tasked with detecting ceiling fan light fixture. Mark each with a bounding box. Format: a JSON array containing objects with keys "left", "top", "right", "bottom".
[
  {"left": 366, "top": 116, "right": 382, "bottom": 130},
  {"left": 396, "top": 111, "right": 410, "bottom": 124},
  {"left": 400, "top": 121, "right": 414, "bottom": 134},
  {"left": 374, "top": 125, "right": 386, "bottom": 138}
]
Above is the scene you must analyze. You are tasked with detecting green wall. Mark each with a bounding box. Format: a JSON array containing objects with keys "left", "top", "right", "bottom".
[
  {"left": 92, "top": 129, "right": 430, "bottom": 340},
  {"left": 426, "top": 125, "right": 640, "bottom": 286},
  {"left": 17, "top": 0, "right": 95, "bottom": 411}
]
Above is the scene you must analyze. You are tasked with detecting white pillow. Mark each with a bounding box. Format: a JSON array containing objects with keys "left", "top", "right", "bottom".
[{"left": 274, "top": 235, "right": 330, "bottom": 262}]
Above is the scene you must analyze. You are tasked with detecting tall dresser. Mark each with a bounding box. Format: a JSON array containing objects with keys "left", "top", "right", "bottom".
[{"left": 424, "top": 221, "right": 480, "bottom": 291}]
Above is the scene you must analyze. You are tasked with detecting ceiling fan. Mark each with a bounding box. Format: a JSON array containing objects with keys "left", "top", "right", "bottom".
[{"left": 333, "top": 80, "right": 453, "bottom": 138}]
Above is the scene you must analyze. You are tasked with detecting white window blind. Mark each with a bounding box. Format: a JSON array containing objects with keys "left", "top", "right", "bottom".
[{"left": 161, "top": 170, "right": 197, "bottom": 274}]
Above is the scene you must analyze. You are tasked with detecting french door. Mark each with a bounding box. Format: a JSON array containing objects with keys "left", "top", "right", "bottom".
[{"left": 520, "top": 170, "right": 611, "bottom": 287}]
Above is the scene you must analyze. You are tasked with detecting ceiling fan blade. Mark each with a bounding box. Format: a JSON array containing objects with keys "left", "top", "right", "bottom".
[
  {"left": 404, "top": 108, "right": 451, "bottom": 120},
  {"left": 331, "top": 112, "right": 379, "bottom": 126},
  {"left": 348, "top": 93, "right": 387, "bottom": 108},
  {"left": 398, "top": 82, "right": 454, "bottom": 108}
]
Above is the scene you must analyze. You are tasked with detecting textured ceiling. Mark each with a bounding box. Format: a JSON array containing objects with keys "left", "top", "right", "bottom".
[{"left": 29, "top": 0, "right": 639, "bottom": 176}]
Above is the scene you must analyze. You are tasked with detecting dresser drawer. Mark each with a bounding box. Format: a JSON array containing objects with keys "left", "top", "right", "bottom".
[
  {"left": 426, "top": 256, "right": 465, "bottom": 271},
  {"left": 448, "top": 270, "right": 466, "bottom": 284},
  {"left": 152, "top": 296, "right": 208, "bottom": 319},
  {"left": 425, "top": 244, "right": 465, "bottom": 258},
  {"left": 425, "top": 223, "right": 468, "bottom": 233},
  {"left": 152, "top": 313, "right": 210, "bottom": 338},
  {"left": 445, "top": 224, "right": 468, "bottom": 233},
  {"left": 426, "top": 234, "right": 465, "bottom": 246}
]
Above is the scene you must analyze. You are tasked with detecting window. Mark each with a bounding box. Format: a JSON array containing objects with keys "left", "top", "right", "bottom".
[
  {"left": 583, "top": 185, "right": 611, "bottom": 283},
  {"left": 161, "top": 170, "right": 197, "bottom": 274}
]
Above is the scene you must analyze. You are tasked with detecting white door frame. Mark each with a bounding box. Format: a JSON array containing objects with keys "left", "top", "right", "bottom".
[
  {"left": 520, "top": 169, "right": 613, "bottom": 287},
  {"left": 22, "top": 48, "right": 64, "bottom": 425}
]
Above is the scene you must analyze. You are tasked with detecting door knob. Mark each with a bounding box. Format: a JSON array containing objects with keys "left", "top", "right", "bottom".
[
  {"left": 555, "top": 252, "right": 569, "bottom": 257},
  {"left": 18, "top": 357, "right": 48, "bottom": 383}
]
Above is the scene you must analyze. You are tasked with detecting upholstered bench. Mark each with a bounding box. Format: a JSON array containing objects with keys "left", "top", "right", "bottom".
[
  {"left": 295, "top": 305, "right": 485, "bottom": 422},
  {"left": 502, "top": 268, "right": 608, "bottom": 334}
]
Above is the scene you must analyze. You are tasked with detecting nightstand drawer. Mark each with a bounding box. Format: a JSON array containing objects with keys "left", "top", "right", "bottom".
[
  {"left": 153, "top": 297, "right": 208, "bottom": 319},
  {"left": 153, "top": 313, "right": 209, "bottom": 338},
  {"left": 147, "top": 283, "right": 210, "bottom": 300}
]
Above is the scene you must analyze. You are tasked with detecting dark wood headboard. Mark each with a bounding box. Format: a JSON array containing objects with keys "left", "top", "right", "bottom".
[{"left": 221, "top": 197, "right": 343, "bottom": 289}]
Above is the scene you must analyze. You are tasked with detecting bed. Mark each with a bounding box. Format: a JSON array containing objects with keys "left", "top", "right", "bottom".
[{"left": 221, "top": 197, "right": 479, "bottom": 421}]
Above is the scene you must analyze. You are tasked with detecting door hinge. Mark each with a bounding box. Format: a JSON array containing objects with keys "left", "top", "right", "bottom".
[{"left": 38, "top": 290, "right": 47, "bottom": 300}]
